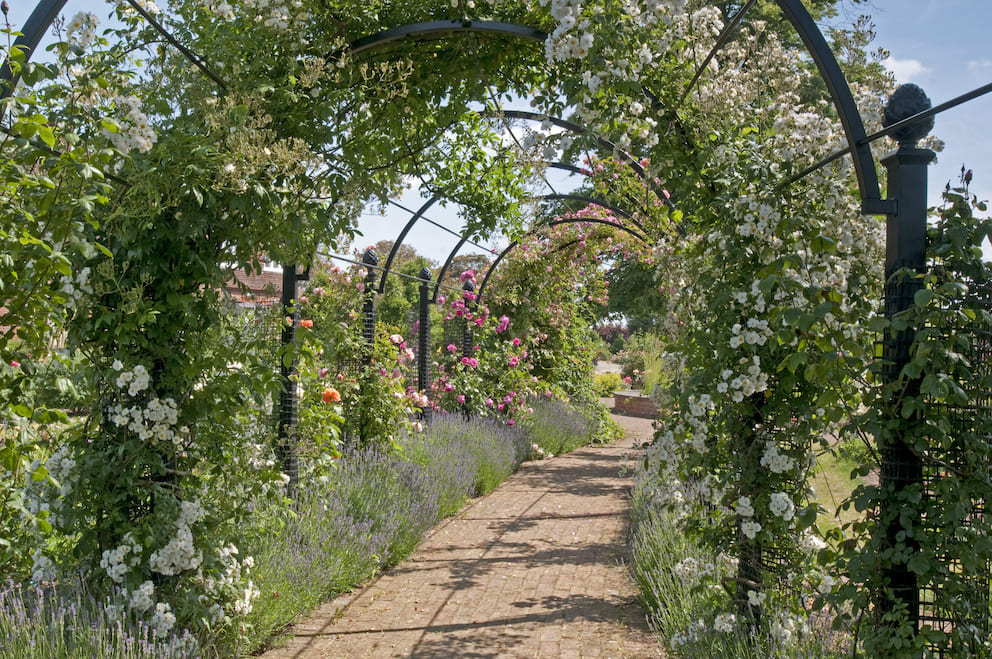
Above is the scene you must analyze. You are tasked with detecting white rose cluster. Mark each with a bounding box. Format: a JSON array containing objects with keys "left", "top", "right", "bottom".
[
  {"left": 104, "top": 96, "right": 157, "bottom": 155},
  {"left": 31, "top": 549, "right": 56, "bottom": 583},
  {"left": 769, "top": 492, "right": 795, "bottom": 522},
  {"left": 65, "top": 12, "right": 99, "bottom": 49},
  {"left": 60, "top": 266, "right": 93, "bottom": 308},
  {"left": 23, "top": 443, "right": 77, "bottom": 527},
  {"left": 713, "top": 612, "right": 736, "bottom": 633},
  {"left": 240, "top": 0, "right": 311, "bottom": 34},
  {"left": 760, "top": 442, "right": 796, "bottom": 474},
  {"left": 150, "top": 602, "right": 177, "bottom": 638},
  {"left": 540, "top": 0, "right": 594, "bottom": 62},
  {"left": 201, "top": 544, "right": 260, "bottom": 619},
  {"left": 741, "top": 519, "right": 761, "bottom": 540},
  {"left": 107, "top": 362, "right": 191, "bottom": 447},
  {"left": 149, "top": 504, "right": 206, "bottom": 576},
  {"left": 129, "top": 580, "right": 155, "bottom": 612},
  {"left": 100, "top": 532, "right": 143, "bottom": 583},
  {"left": 717, "top": 356, "right": 769, "bottom": 403},
  {"left": 735, "top": 496, "right": 754, "bottom": 518}
]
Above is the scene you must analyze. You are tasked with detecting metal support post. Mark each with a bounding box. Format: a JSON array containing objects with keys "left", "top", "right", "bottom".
[
  {"left": 462, "top": 280, "right": 475, "bottom": 357},
  {"left": 878, "top": 83, "right": 936, "bottom": 634},
  {"left": 362, "top": 247, "right": 378, "bottom": 349},
  {"left": 418, "top": 267, "right": 432, "bottom": 419},
  {"left": 278, "top": 263, "right": 300, "bottom": 492}
]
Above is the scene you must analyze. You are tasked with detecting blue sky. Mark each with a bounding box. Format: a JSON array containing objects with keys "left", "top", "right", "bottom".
[{"left": 868, "top": 0, "right": 992, "bottom": 204}]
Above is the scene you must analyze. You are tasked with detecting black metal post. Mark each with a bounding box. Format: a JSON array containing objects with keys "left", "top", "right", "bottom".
[
  {"left": 278, "top": 263, "right": 300, "bottom": 492},
  {"left": 462, "top": 280, "right": 475, "bottom": 357},
  {"left": 362, "top": 247, "right": 378, "bottom": 349},
  {"left": 878, "top": 83, "right": 936, "bottom": 635},
  {"left": 418, "top": 267, "right": 432, "bottom": 417}
]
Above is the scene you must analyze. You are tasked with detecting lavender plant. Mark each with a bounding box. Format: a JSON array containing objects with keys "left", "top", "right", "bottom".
[{"left": 0, "top": 581, "right": 197, "bottom": 658}]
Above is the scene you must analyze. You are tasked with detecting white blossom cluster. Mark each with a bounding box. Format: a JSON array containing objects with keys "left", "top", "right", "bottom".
[
  {"left": 118, "top": 0, "right": 162, "bottom": 16},
  {"left": 60, "top": 266, "right": 93, "bottom": 308},
  {"left": 107, "top": 362, "right": 191, "bottom": 447},
  {"left": 103, "top": 96, "right": 157, "bottom": 155},
  {"left": 538, "top": 0, "right": 594, "bottom": 62},
  {"left": 713, "top": 612, "right": 736, "bottom": 633},
  {"left": 126, "top": 582, "right": 176, "bottom": 638},
  {"left": 241, "top": 0, "right": 311, "bottom": 33},
  {"left": 201, "top": 543, "right": 260, "bottom": 620},
  {"left": 23, "top": 443, "right": 77, "bottom": 528},
  {"left": 798, "top": 530, "right": 827, "bottom": 554},
  {"left": 715, "top": 356, "right": 770, "bottom": 403},
  {"left": 150, "top": 602, "right": 177, "bottom": 638},
  {"left": 31, "top": 549, "right": 56, "bottom": 583},
  {"left": 100, "top": 532, "right": 143, "bottom": 583},
  {"left": 129, "top": 580, "right": 155, "bottom": 612},
  {"left": 768, "top": 492, "right": 795, "bottom": 522},
  {"left": 760, "top": 442, "right": 796, "bottom": 474},
  {"left": 747, "top": 589, "right": 767, "bottom": 608},
  {"left": 66, "top": 12, "right": 99, "bottom": 49},
  {"left": 149, "top": 504, "right": 206, "bottom": 576}
]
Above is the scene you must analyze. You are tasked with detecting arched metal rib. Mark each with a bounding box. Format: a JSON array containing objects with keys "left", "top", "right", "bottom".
[
  {"left": 348, "top": 20, "right": 547, "bottom": 57},
  {"left": 476, "top": 216, "right": 648, "bottom": 302},
  {"left": 776, "top": 0, "right": 892, "bottom": 215}
]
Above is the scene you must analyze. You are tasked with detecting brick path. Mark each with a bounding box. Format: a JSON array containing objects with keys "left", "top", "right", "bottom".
[{"left": 261, "top": 412, "right": 662, "bottom": 658}]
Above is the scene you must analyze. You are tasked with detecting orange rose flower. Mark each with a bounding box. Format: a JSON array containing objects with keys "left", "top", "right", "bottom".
[
  {"left": 300, "top": 319, "right": 314, "bottom": 328},
  {"left": 322, "top": 388, "right": 341, "bottom": 403}
]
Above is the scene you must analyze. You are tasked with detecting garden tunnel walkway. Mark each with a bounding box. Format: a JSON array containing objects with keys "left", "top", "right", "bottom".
[{"left": 260, "top": 411, "right": 662, "bottom": 659}]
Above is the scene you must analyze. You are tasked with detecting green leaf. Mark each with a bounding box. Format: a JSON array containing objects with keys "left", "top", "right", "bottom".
[
  {"left": 907, "top": 553, "right": 930, "bottom": 575},
  {"left": 37, "top": 125, "right": 56, "bottom": 147},
  {"left": 913, "top": 289, "right": 933, "bottom": 308}
]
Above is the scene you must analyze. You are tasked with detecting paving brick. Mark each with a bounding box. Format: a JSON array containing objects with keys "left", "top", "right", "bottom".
[{"left": 260, "top": 413, "right": 663, "bottom": 658}]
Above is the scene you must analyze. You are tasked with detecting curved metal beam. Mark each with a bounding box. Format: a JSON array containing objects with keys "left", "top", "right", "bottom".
[
  {"left": 377, "top": 196, "right": 440, "bottom": 293},
  {"left": 539, "top": 193, "right": 644, "bottom": 232},
  {"left": 496, "top": 109, "right": 677, "bottom": 213},
  {"left": 476, "top": 216, "right": 648, "bottom": 303},
  {"left": 776, "top": 0, "right": 893, "bottom": 215},
  {"left": 348, "top": 20, "right": 547, "bottom": 57},
  {"left": 432, "top": 235, "right": 472, "bottom": 303},
  {"left": 0, "top": 0, "right": 69, "bottom": 100}
]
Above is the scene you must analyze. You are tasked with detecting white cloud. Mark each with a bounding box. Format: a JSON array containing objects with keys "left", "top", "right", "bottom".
[
  {"left": 967, "top": 58, "right": 992, "bottom": 76},
  {"left": 883, "top": 57, "right": 930, "bottom": 83}
]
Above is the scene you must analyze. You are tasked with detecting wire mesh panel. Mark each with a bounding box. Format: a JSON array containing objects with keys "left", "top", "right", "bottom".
[{"left": 919, "top": 276, "right": 992, "bottom": 655}]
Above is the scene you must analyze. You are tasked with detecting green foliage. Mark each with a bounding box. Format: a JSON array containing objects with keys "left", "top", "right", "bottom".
[
  {"left": 629, "top": 468, "right": 852, "bottom": 657},
  {"left": 834, "top": 179, "right": 992, "bottom": 657}
]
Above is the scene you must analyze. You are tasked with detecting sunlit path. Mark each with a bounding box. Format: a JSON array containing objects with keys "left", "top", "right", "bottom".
[{"left": 260, "top": 413, "right": 662, "bottom": 658}]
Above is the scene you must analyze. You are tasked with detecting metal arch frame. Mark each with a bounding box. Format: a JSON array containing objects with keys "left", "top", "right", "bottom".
[
  {"left": 377, "top": 196, "right": 440, "bottom": 294},
  {"left": 1, "top": 0, "right": 224, "bottom": 102},
  {"left": 375, "top": 102, "right": 667, "bottom": 303},
  {"left": 774, "top": 0, "right": 892, "bottom": 215},
  {"left": 0, "top": 0, "right": 68, "bottom": 94},
  {"left": 348, "top": 20, "right": 547, "bottom": 57},
  {"left": 474, "top": 216, "right": 648, "bottom": 303},
  {"left": 493, "top": 109, "right": 677, "bottom": 213},
  {"left": 430, "top": 191, "right": 645, "bottom": 302}
]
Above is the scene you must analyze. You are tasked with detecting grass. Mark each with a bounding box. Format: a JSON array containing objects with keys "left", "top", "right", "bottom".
[{"left": 524, "top": 397, "right": 608, "bottom": 457}]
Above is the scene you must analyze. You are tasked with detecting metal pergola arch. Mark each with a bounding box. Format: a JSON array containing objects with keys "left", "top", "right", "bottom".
[
  {"left": 7, "top": 3, "right": 992, "bottom": 642},
  {"left": 474, "top": 215, "right": 647, "bottom": 303},
  {"left": 4, "top": 0, "right": 986, "bottom": 214}
]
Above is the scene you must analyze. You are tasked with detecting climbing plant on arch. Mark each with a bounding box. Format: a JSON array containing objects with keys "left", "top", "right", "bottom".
[{"left": 3, "top": 0, "right": 991, "bottom": 654}]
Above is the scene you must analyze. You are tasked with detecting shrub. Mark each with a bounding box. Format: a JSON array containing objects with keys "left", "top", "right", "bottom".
[{"left": 593, "top": 372, "right": 623, "bottom": 397}]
